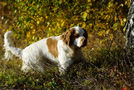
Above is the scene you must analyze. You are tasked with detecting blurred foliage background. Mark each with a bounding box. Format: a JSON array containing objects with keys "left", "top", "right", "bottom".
[
  {"left": 0, "top": 0, "right": 129, "bottom": 46},
  {"left": 0, "top": 0, "right": 134, "bottom": 89}
]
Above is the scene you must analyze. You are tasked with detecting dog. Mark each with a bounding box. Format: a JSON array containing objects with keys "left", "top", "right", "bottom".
[{"left": 4, "top": 26, "right": 88, "bottom": 74}]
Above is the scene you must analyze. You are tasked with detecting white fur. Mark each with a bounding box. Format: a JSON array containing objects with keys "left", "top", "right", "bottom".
[{"left": 4, "top": 26, "right": 87, "bottom": 74}]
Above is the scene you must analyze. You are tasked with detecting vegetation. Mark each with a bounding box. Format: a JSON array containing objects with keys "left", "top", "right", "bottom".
[{"left": 0, "top": 0, "right": 133, "bottom": 89}]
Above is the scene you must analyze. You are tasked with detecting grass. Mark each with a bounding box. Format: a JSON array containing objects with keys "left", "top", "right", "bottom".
[{"left": 0, "top": 43, "right": 134, "bottom": 89}]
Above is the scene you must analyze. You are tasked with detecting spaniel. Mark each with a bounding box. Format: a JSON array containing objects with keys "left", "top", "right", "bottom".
[{"left": 4, "top": 26, "right": 88, "bottom": 75}]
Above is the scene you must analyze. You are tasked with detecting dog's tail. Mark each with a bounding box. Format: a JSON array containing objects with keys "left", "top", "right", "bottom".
[{"left": 4, "top": 31, "right": 22, "bottom": 60}]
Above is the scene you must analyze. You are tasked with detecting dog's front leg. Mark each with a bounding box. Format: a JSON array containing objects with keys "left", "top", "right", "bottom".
[{"left": 58, "top": 59, "right": 73, "bottom": 75}]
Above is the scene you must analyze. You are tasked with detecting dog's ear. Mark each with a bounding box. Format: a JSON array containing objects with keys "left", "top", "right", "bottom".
[
  {"left": 61, "top": 28, "right": 75, "bottom": 46},
  {"left": 82, "top": 28, "right": 88, "bottom": 39}
]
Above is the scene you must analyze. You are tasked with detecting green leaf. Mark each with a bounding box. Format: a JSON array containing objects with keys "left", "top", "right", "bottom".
[
  {"left": 82, "top": 12, "right": 88, "bottom": 21},
  {"left": 112, "top": 23, "right": 119, "bottom": 29}
]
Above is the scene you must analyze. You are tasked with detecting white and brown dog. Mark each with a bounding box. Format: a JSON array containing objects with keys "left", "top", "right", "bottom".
[{"left": 4, "top": 26, "right": 88, "bottom": 74}]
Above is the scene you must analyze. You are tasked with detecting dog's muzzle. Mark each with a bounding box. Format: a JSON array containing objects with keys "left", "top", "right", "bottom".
[{"left": 81, "top": 38, "right": 87, "bottom": 47}]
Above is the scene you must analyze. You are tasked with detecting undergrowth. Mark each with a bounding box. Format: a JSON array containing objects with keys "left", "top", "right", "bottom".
[{"left": 0, "top": 47, "right": 133, "bottom": 89}]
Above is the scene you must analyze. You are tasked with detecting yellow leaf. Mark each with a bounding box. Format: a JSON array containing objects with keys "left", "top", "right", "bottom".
[
  {"left": 114, "top": 16, "right": 117, "bottom": 21},
  {"left": 52, "top": 28, "right": 56, "bottom": 31},
  {"left": 32, "top": 36, "right": 35, "bottom": 40},
  {"left": 37, "top": 21, "right": 40, "bottom": 24},
  {"left": 39, "top": 37, "right": 42, "bottom": 40},
  {"left": 114, "top": 28, "right": 117, "bottom": 31},
  {"left": 110, "top": 34, "right": 114, "bottom": 40},
  {"left": 3, "top": 29, "right": 5, "bottom": 31},
  {"left": 27, "top": 31, "right": 31, "bottom": 38},
  {"left": 47, "top": 22, "right": 50, "bottom": 27},
  {"left": 32, "top": 29, "right": 36, "bottom": 34},
  {"left": 88, "top": 0, "right": 91, "bottom": 2},
  {"left": 30, "top": 25, "right": 34, "bottom": 29},
  {"left": 98, "top": 30, "right": 105, "bottom": 36},
  {"left": 61, "top": 21, "right": 65, "bottom": 27},
  {"left": 106, "top": 30, "right": 110, "bottom": 34},
  {"left": 46, "top": 16, "right": 48, "bottom": 19},
  {"left": 47, "top": 33, "right": 50, "bottom": 37},
  {"left": 82, "top": 22, "right": 86, "bottom": 28},
  {"left": 82, "top": 12, "right": 88, "bottom": 21},
  {"left": 123, "top": 27, "right": 126, "bottom": 32},
  {"left": 57, "top": 23, "right": 60, "bottom": 27},
  {"left": 70, "top": 24, "right": 74, "bottom": 27},
  {"left": 123, "top": 18, "right": 126, "bottom": 22},
  {"left": 89, "top": 23, "right": 93, "bottom": 27},
  {"left": 43, "top": 83, "right": 45, "bottom": 86}
]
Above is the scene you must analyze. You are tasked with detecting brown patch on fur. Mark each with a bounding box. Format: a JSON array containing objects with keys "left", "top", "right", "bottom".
[
  {"left": 47, "top": 37, "right": 58, "bottom": 58},
  {"left": 60, "top": 28, "right": 75, "bottom": 46},
  {"left": 74, "top": 33, "right": 80, "bottom": 38}
]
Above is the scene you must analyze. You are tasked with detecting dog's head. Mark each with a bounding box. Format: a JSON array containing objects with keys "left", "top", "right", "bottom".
[{"left": 61, "top": 26, "right": 88, "bottom": 48}]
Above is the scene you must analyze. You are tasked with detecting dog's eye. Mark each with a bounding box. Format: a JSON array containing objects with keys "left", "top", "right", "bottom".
[{"left": 75, "top": 34, "right": 80, "bottom": 38}]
